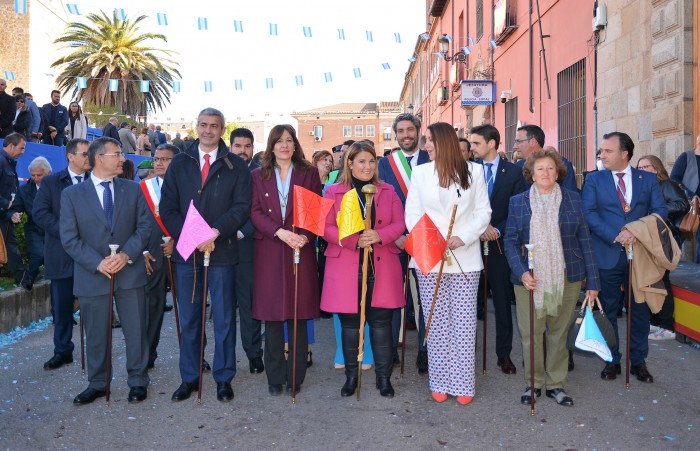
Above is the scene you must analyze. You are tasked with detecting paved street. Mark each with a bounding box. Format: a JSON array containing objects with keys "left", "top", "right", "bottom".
[{"left": 0, "top": 297, "right": 698, "bottom": 450}]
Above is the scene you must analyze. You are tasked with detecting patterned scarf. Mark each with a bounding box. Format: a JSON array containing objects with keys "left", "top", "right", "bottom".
[{"left": 529, "top": 183, "right": 565, "bottom": 319}]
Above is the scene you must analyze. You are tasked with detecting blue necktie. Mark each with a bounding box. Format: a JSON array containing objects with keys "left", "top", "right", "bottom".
[
  {"left": 485, "top": 163, "right": 494, "bottom": 196},
  {"left": 75, "top": 175, "right": 82, "bottom": 183},
  {"left": 101, "top": 181, "right": 113, "bottom": 226},
  {"left": 406, "top": 156, "right": 413, "bottom": 164}
]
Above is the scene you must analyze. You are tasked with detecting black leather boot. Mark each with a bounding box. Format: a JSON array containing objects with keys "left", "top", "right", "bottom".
[
  {"left": 341, "top": 376, "right": 358, "bottom": 397},
  {"left": 376, "top": 376, "right": 394, "bottom": 397},
  {"left": 370, "top": 315, "right": 395, "bottom": 397},
  {"left": 340, "top": 320, "right": 359, "bottom": 397}
]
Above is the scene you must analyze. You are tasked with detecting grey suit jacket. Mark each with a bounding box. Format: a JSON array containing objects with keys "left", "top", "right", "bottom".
[
  {"left": 60, "top": 177, "right": 151, "bottom": 296},
  {"left": 118, "top": 128, "right": 137, "bottom": 154}
]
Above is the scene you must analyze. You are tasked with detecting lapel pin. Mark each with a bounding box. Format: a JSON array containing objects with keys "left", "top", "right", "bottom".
[
  {"left": 501, "top": 168, "right": 505, "bottom": 173},
  {"left": 265, "top": 192, "right": 269, "bottom": 197}
]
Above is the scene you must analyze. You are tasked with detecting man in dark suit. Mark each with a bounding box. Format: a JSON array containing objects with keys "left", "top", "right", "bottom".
[
  {"left": 141, "top": 144, "right": 176, "bottom": 369},
  {"left": 60, "top": 136, "right": 151, "bottom": 405},
  {"left": 160, "top": 108, "right": 251, "bottom": 403},
  {"left": 34, "top": 138, "right": 91, "bottom": 370},
  {"left": 582, "top": 131, "right": 667, "bottom": 383},
  {"left": 102, "top": 117, "right": 121, "bottom": 143},
  {"left": 0, "top": 79, "right": 16, "bottom": 138},
  {"left": 470, "top": 124, "right": 527, "bottom": 374},
  {"left": 41, "top": 90, "right": 68, "bottom": 146},
  {"left": 377, "top": 113, "right": 431, "bottom": 373},
  {"left": 0, "top": 133, "right": 27, "bottom": 285},
  {"left": 513, "top": 124, "right": 578, "bottom": 192},
  {"left": 230, "top": 127, "right": 264, "bottom": 374}
]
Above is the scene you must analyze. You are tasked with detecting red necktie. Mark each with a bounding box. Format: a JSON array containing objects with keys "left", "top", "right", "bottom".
[
  {"left": 201, "top": 154, "right": 210, "bottom": 186},
  {"left": 616, "top": 172, "right": 626, "bottom": 210}
]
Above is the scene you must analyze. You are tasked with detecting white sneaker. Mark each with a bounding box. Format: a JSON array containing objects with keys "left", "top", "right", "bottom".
[
  {"left": 648, "top": 328, "right": 676, "bottom": 340},
  {"left": 649, "top": 325, "right": 660, "bottom": 333}
]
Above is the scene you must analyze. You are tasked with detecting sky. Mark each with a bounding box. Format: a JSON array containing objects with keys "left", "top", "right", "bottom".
[{"left": 47, "top": 0, "right": 426, "bottom": 120}]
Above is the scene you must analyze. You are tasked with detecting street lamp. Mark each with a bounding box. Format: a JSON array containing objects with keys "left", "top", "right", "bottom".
[
  {"left": 408, "top": 104, "right": 414, "bottom": 113},
  {"left": 438, "top": 34, "right": 469, "bottom": 64}
]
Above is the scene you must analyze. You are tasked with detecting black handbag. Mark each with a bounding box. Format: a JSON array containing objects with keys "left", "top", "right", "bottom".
[{"left": 566, "top": 296, "right": 617, "bottom": 357}]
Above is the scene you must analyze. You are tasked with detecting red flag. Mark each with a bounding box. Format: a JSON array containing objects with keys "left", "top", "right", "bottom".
[
  {"left": 405, "top": 214, "right": 447, "bottom": 275},
  {"left": 293, "top": 185, "right": 335, "bottom": 236}
]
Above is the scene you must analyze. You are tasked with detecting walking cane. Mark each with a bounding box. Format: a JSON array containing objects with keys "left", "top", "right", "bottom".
[
  {"left": 163, "top": 236, "right": 181, "bottom": 344},
  {"left": 292, "top": 243, "right": 300, "bottom": 404},
  {"left": 357, "top": 184, "right": 377, "bottom": 400},
  {"left": 105, "top": 244, "right": 119, "bottom": 407},
  {"left": 525, "top": 243, "right": 536, "bottom": 416},
  {"left": 80, "top": 308, "right": 85, "bottom": 374},
  {"left": 400, "top": 259, "right": 409, "bottom": 379},
  {"left": 197, "top": 250, "right": 211, "bottom": 404},
  {"left": 423, "top": 205, "right": 458, "bottom": 345},
  {"left": 626, "top": 243, "right": 633, "bottom": 389},
  {"left": 482, "top": 240, "right": 489, "bottom": 374}
]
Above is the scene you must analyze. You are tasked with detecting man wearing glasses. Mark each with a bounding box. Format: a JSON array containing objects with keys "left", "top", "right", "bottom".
[
  {"left": 34, "top": 139, "right": 92, "bottom": 371},
  {"left": 60, "top": 137, "right": 151, "bottom": 405},
  {"left": 513, "top": 124, "right": 578, "bottom": 192}
]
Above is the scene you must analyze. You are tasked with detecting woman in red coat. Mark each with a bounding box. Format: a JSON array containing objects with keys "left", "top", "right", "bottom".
[
  {"left": 251, "top": 124, "right": 323, "bottom": 396},
  {"left": 320, "top": 141, "right": 405, "bottom": 397}
]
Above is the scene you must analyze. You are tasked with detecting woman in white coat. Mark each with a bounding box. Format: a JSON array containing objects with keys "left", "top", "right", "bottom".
[
  {"left": 405, "top": 122, "right": 491, "bottom": 406},
  {"left": 65, "top": 101, "right": 88, "bottom": 140}
]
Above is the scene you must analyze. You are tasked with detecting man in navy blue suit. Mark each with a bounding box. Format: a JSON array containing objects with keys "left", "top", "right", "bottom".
[
  {"left": 470, "top": 124, "right": 527, "bottom": 374},
  {"left": 514, "top": 124, "right": 578, "bottom": 192},
  {"left": 582, "top": 131, "right": 667, "bottom": 383},
  {"left": 377, "top": 113, "right": 430, "bottom": 374}
]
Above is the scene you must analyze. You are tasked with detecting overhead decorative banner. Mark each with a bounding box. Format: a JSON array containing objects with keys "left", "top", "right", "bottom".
[
  {"left": 324, "top": 72, "right": 333, "bottom": 83},
  {"left": 156, "top": 13, "right": 168, "bottom": 26},
  {"left": 14, "top": 0, "right": 27, "bottom": 15},
  {"left": 394, "top": 33, "right": 401, "bottom": 43},
  {"left": 366, "top": 31, "right": 373, "bottom": 42},
  {"left": 109, "top": 79, "right": 119, "bottom": 91},
  {"left": 204, "top": 80, "right": 213, "bottom": 92},
  {"left": 295, "top": 75, "right": 303, "bottom": 86},
  {"left": 353, "top": 68, "right": 362, "bottom": 78},
  {"left": 234, "top": 80, "right": 243, "bottom": 90},
  {"left": 303, "top": 26, "right": 312, "bottom": 37},
  {"left": 66, "top": 3, "right": 80, "bottom": 15},
  {"left": 461, "top": 80, "right": 496, "bottom": 106},
  {"left": 77, "top": 76, "right": 87, "bottom": 88},
  {"left": 265, "top": 78, "right": 274, "bottom": 89},
  {"left": 4, "top": 71, "right": 16, "bottom": 81},
  {"left": 172, "top": 81, "right": 181, "bottom": 93},
  {"left": 115, "top": 8, "right": 126, "bottom": 21},
  {"left": 382, "top": 63, "right": 391, "bottom": 70},
  {"left": 269, "top": 23, "right": 278, "bottom": 36},
  {"left": 337, "top": 29, "right": 345, "bottom": 40},
  {"left": 233, "top": 20, "right": 243, "bottom": 33},
  {"left": 140, "top": 80, "right": 150, "bottom": 93},
  {"left": 197, "top": 17, "right": 208, "bottom": 30}
]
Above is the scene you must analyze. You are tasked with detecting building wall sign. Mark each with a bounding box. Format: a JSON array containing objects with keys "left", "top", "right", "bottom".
[{"left": 460, "top": 80, "right": 496, "bottom": 105}]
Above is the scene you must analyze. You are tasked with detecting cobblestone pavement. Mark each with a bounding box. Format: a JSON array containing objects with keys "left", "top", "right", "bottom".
[{"left": 0, "top": 297, "right": 698, "bottom": 450}]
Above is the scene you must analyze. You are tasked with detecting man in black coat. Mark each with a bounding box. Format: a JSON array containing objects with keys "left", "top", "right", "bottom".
[
  {"left": 33, "top": 138, "right": 91, "bottom": 370},
  {"left": 160, "top": 108, "right": 251, "bottom": 403},
  {"left": 470, "top": 124, "right": 527, "bottom": 375},
  {"left": 102, "top": 117, "right": 121, "bottom": 143},
  {"left": 0, "top": 133, "right": 27, "bottom": 284},
  {"left": 229, "top": 127, "right": 264, "bottom": 374},
  {"left": 41, "top": 90, "right": 68, "bottom": 146},
  {"left": 0, "top": 79, "right": 16, "bottom": 138}
]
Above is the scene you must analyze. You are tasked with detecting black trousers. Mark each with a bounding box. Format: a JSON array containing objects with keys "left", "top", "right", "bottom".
[
  {"left": 1, "top": 221, "right": 26, "bottom": 283},
  {"left": 483, "top": 243, "right": 514, "bottom": 359},
  {"left": 339, "top": 275, "right": 395, "bottom": 379},
  {"left": 264, "top": 320, "right": 308, "bottom": 387},
  {"left": 650, "top": 270, "right": 674, "bottom": 331}
]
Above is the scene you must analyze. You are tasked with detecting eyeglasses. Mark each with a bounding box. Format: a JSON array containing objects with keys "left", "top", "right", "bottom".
[
  {"left": 513, "top": 138, "right": 529, "bottom": 144},
  {"left": 100, "top": 152, "right": 124, "bottom": 158},
  {"left": 153, "top": 157, "right": 172, "bottom": 163},
  {"left": 332, "top": 146, "right": 343, "bottom": 153},
  {"left": 637, "top": 164, "right": 654, "bottom": 170},
  {"left": 73, "top": 151, "right": 88, "bottom": 157}
]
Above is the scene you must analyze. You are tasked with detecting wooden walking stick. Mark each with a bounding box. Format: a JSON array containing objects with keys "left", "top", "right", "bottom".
[
  {"left": 357, "top": 184, "right": 377, "bottom": 400},
  {"left": 482, "top": 240, "right": 489, "bottom": 374},
  {"left": 292, "top": 243, "right": 300, "bottom": 404},
  {"left": 197, "top": 250, "right": 211, "bottom": 404},
  {"left": 423, "top": 205, "right": 458, "bottom": 345},
  {"left": 525, "top": 243, "right": 536, "bottom": 416},
  {"left": 163, "top": 236, "right": 181, "bottom": 344},
  {"left": 105, "top": 244, "right": 119, "bottom": 407},
  {"left": 400, "top": 260, "right": 409, "bottom": 379},
  {"left": 626, "top": 243, "right": 633, "bottom": 389}
]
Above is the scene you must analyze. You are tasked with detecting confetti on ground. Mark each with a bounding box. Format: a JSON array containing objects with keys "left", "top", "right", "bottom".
[
  {"left": 0, "top": 317, "right": 53, "bottom": 349},
  {"left": 663, "top": 436, "right": 675, "bottom": 441}
]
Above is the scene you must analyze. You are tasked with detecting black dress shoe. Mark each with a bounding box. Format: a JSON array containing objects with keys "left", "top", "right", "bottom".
[
  {"left": 202, "top": 359, "right": 211, "bottom": 372},
  {"left": 73, "top": 387, "right": 107, "bottom": 405},
  {"left": 128, "top": 386, "right": 148, "bottom": 403},
  {"left": 20, "top": 274, "right": 33, "bottom": 292},
  {"left": 497, "top": 357, "right": 517, "bottom": 374},
  {"left": 341, "top": 377, "right": 358, "bottom": 397},
  {"left": 43, "top": 354, "right": 73, "bottom": 370},
  {"left": 376, "top": 377, "right": 395, "bottom": 397},
  {"left": 163, "top": 304, "right": 173, "bottom": 312},
  {"left": 600, "top": 363, "right": 622, "bottom": 380},
  {"left": 249, "top": 356, "right": 265, "bottom": 374},
  {"left": 416, "top": 351, "right": 429, "bottom": 375},
  {"left": 546, "top": 388, "right": 574, "bottom": 406},
  {"left": 172, "top": 382, "right": 198, "bottom": 401},
  {"left": 216, "top": 382, "right": 234, "bottom": 402},
  {"left": 268, "top": 384, "right": 283, "bottom": 396},
  {"left": 631, "top": 362, "right": 654, "bottom": 383},
  {"left": 286, "top": 384, "right": 301, "bottom": 395},
  {"left": 520, "top": 387, "right": 542, "bottom": 405},
  {"left": 111, "top": 321, "right": 121, "bottom": 329}
]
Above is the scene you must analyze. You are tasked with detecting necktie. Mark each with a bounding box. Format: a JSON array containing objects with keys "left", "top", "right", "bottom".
[
  {"left": 201, "top": 154, "right": 211, "bottom": 186},
  {"left": 616, "top": 173, "right": 627, "bottom": 210},
  {"left": 75, "top": 175, "right": 82, "bottom": 183},
  {"left": 406, "top": 156, "right": 413, "bottom": 164},
  {"left": 101, "top": 181, "right": 113, "bottom": 226},
  {"left": 485, "top": 163, "right": 494, "bottom": 196}
]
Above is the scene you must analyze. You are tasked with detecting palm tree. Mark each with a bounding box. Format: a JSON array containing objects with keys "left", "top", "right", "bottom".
[{"left": 51, "top": 11, "right": 180, "bottom": 118}]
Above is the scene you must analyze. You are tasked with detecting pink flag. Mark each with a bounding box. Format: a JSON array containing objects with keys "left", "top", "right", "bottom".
[{"left": 176, "top": 200, "right": 218, "bottom": 260}]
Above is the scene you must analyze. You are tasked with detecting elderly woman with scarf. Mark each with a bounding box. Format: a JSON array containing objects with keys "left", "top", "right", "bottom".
[{"left": 504, "top": 148, "right": 600, "bottom": 407}]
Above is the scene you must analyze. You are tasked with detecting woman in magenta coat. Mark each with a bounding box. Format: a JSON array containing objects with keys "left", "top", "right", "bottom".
[
  {"left": 251, "top": 124, "right": 323, "bottom": 396},
  {"left": 320, "top": 141, "right": 405, "bottom": 397}
]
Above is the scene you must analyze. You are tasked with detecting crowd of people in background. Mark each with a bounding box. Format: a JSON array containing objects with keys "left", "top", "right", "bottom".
[{"left": 0, "top": 90, "right": 692, "bottom": 408}]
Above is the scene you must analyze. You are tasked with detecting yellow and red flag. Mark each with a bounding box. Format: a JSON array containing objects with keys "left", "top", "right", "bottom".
[
  {"left": 405, "top": 214, "right": 447, "bottom": 275},
  {"left": 337, "top": 189, "right": 365, "bottom": 240}
]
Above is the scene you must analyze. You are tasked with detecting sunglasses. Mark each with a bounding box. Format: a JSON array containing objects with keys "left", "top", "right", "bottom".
[
  {"left": 332, "top": 146, "right": 343, "bottom": 153},
  {"left": 17, "top": 100, "right": 25, "bottom": 103}
]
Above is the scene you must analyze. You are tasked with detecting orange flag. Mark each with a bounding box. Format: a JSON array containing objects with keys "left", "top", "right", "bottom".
[
  {"left": 405, "top": 214, "right": 447, "bottom": 275},
  {"left": 293, "top": 185, "right": 335, "bottom": 236}
]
